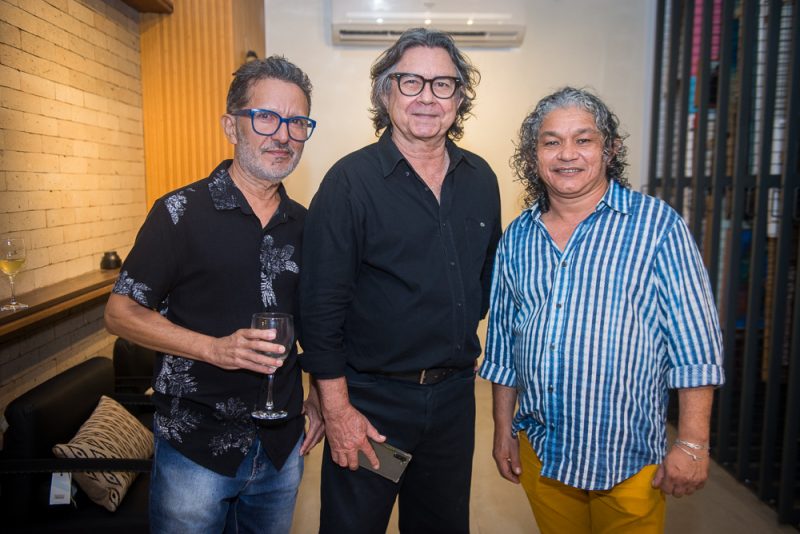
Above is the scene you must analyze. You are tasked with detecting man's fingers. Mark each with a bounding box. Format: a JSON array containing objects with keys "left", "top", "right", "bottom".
[
  {"left": 500, "top": 457, "right": 520, "bottom": 483},
  {"left": 365, "top": 424, "right": 386, "bottom": 443},
  {"left": 651, "top": 464, "right": 665, "bottom": 488},
  {"left": 299, "top": 425, "right": 324, "bottom": 455},
  {"left": 358, "top": 440, "right": 380, "bottom": 470}
]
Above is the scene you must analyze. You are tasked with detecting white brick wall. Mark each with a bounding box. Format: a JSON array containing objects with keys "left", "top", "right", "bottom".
[
  {"left": 1, "top": 0, "right": 145, "bottom": 295},
  {"left": 0, "top": 0, "right": 146, "bottom": 415}
]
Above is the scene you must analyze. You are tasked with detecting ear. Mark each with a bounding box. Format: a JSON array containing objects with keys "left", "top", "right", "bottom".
[{"left": 221, "top": 114, "right": 239, "bottom": 145}]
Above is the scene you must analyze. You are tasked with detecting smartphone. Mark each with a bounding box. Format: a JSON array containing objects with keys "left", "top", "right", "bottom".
[{"left": 357, "top": 440, "right": 412, "bottom": 483}]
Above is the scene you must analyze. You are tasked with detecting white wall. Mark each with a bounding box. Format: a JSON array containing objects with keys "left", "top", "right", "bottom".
[{"left": 266, "top": 0, "right": 655, "bottom": 227}]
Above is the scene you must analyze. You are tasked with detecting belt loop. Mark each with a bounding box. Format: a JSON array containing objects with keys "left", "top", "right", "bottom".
[{"left": 419, "top": 369, "right": 427, "bottom": 385}]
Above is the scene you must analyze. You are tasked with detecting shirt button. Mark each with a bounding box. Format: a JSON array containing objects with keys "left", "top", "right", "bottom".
[
  {"left": 456, "top": 344, "right": 462, "bottom": 350},
  {"left": 456, "top": 302, "right": 462, "bottom": 307},
  {"left": 548, "top": 384, "right": 554, "bottom": 392},
  {"left": 562, "top": 261, "right": 567, "bottom": 268},
  {"left": 549, "top": 343, "right": 555, "bottom": 351},
  {"left": 556, "top": 303, "right": 562, "bottom": 309},
  {"left": 405, "top": 171, "right": 410, "bottom": 177},
  {"left": 549, "top": 424, "right": 555, "bottom": 430},
  {"left": 441, "top": 222, "right": 447, "bottom": 228}
]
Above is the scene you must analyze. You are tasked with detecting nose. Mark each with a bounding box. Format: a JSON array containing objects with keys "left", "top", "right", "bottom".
[
  {"left": 271, "top": 120, "right": 291, "bottom": 143},
  {"left": 417, "top": 80, "right": 435, "bottom": 103},
  {"left": 558, "top": 141, "right": 578, "bottom": 160}
]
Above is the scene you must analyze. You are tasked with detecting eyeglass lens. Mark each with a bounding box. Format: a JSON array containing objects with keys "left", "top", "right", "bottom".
[
  {"left": 395, "top": 74, "right": 458, "bottom": 99},
  {"left": 251, "top": 110, "right": 314, "bottom": 141}
]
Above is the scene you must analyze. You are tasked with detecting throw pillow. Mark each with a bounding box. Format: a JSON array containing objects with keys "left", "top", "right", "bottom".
[{"left": 52, "top": 395, "right": 153, "bottom": 512}]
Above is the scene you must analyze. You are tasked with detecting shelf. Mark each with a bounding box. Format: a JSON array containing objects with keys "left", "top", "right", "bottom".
[{"left": 0, "top": 270, "right": 120, "bottom": 342}]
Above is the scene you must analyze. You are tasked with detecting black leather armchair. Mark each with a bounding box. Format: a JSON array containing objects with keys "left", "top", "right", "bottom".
[
  {"left": 113, "top": 337, "right": 157, "bottom": 394},
  {"left": 0, "top": 357, "right": 151, "bottom": 533}
]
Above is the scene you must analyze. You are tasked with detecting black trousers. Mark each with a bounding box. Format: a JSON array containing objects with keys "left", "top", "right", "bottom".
[{"left": 319, "top": 367, "right": 476, "bottom": 534}]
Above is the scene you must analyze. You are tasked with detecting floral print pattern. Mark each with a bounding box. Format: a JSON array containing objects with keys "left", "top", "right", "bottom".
[
  {"left": 209, "top": 169, "right": 239, "bottom": 210},
  {"left": 209, "top": 398, "right": 254, "bottom": 456},
  {"left": 155, "top": 398, "right": 201, "bottom": 443},
  {"left": 154, "top": 355, "right": 198, "bottom": 397},
  {"left": 165, "top": 191, "right": 188, "bottom": 225},
  {"left": 112, "top": 271, "right": 152, "bottom": 307},
  {"left": 260, "top": 235, "right": 299, "bottom": 307}
]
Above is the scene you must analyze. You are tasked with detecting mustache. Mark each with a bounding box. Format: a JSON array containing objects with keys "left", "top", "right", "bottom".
[{"left": 260, "top": 141, "right": 294, "bottom": 156}]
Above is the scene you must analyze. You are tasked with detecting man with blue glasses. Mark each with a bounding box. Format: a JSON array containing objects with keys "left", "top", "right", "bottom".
[
  {"left": 105, "top": 55, "right": 324, "bottom": 533},
  {"left": 301, "top": 28, "right": 501, "bottom": 533}
]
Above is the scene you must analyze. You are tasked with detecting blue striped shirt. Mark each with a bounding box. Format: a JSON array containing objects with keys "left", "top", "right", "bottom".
[{"left": 479, "top": 180, "right": 725, "bottom": 490}]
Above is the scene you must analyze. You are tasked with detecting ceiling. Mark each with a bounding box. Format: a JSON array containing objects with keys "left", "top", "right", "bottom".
[{"left": 120, "top": 0, "right": 173, "bottom": 13}]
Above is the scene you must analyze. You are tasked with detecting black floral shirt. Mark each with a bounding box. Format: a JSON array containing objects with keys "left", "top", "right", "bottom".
[{"left": 113, "top": 160, "right": 305, "bottom": 475}]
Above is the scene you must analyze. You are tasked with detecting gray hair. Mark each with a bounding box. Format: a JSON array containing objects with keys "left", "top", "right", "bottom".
[
  {"left": 513, "top": 86, "right": 630, "bottom": 211},
  {"left": 226, "top": 55, "right": 313, "bottom": 114},
  {"left": 369, "top": 28, "right": 480, "bottom": 140}
]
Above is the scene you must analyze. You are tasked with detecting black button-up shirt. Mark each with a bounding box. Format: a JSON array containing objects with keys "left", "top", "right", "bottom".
[
  {"left": 112, "top": 160, "right": 305, "bottom": 476},
  {"left": 300, "top": 131, "right": 501, "bottom": 378}
]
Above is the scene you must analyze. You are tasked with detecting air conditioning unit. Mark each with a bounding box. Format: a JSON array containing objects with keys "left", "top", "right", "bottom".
[{"left": 331, "top": 0, "right": 526, "bottom": 48}]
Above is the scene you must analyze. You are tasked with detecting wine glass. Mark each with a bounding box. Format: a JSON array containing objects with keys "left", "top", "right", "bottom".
[
  {"left": 1, "top": 237, "right": 29, "bottom": 312},
  {"left": 251, "top": 312, "right": 294, "bottom": 420}
]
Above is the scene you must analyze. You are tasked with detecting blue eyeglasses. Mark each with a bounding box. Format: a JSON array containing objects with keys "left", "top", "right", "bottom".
[{"left": 230, "top": 109, "right": 317, "bottom": 142}]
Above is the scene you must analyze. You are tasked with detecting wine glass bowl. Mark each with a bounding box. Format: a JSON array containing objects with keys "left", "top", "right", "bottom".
[
  {"left": 251, "top": 312, "right": 294, "bottom": 420},
  {"left": 1, "top": 237, "right": 29, "bottom": 312}
]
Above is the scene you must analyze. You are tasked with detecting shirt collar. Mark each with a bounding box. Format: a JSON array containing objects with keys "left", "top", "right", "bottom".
[
  {"left": 207, "top": 160, "right": 302, "bottom": 220},
  {"left": 375, "top": 129, "right": 477, "bottom": 178},
  {"left": 524, "top": 179, "right": 631, "bottom": 225},
  {"left": 600, "top": 179, "right": 631, "bottom": 215}
]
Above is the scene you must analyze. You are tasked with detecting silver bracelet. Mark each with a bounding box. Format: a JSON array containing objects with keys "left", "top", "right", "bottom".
[
  {"left": 674, "top": 444, "right": 710, "bottom": 462},
  {"left": 675, "top": 438, "right": 709, "bottom": 451}
]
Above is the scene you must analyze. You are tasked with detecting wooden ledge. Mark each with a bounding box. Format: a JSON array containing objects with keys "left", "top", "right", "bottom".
[{"left": 0, "top": 270, "right": 119, "bottom": 341}]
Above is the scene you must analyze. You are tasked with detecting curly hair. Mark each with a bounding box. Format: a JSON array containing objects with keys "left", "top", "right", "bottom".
[
  {"left": 369, "top": 28, "right": 480, "bottom": 140},
  {"left": 226, "top": 55, "right": 313, "bottom": 114},
  {"left": 513, "top": 87, "right": 630, "bottom": 211}
]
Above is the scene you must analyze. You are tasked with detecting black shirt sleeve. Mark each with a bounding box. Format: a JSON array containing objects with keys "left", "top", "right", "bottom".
[
  {"left": 113, "top": 197, "right": 180, "bottom": 311},
  {"left": 299, "top": 165, "right": 361, "bottom": 379}
]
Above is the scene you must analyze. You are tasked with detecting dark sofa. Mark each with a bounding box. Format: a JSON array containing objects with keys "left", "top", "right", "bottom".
[{"left": 0, "top": 356, "right": 151, "bottom": 533}]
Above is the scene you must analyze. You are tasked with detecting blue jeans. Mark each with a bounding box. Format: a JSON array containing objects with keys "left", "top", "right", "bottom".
[{"left": 150, "top": 435, "right": 303, "bottom": 534}]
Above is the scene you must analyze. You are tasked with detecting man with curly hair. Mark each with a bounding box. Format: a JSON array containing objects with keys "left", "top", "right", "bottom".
[
  {"left": 300, "top": 28, "right": 501, "bottom": 533},
  {"left": 104, "top": 56, "right": 324, "bottom": 533},
  {"left": 479, "top": 87, "right": 724, "bottom": 533}
]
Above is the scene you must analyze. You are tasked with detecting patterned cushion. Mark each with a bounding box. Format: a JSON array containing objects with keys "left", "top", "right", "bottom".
[{"left": 52, "top": 395, "right": 154, "bottom": 512}]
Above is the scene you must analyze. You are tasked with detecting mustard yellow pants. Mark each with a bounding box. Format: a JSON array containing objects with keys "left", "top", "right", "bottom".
[{"left": 519, "top": 433, "right": 666, "bottom": 534}]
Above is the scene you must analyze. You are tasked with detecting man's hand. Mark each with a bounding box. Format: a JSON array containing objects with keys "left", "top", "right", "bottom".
[
  {"left": 323, "top": 403, "right": 385, "bottom": 470},
  {"left": 490, "top": 383, "right": 521, "bottom": 483},
  {"left": 654, "top": 386, "right": 715, "bottom": 497},
  {"left": 651, "top": 445, "right": 709, "bottom": 497},
  {"left": 492, "top": 430, "right": 522, "bottom": 484},
  {"left": 315, "top": 377, "right": 386, "bottom": 470},
  {"left": 206, "top": 327, "right": 288, "bottom": 373},
  {"left": 300, "top": 378, "right": 325, "bottom": 455}
]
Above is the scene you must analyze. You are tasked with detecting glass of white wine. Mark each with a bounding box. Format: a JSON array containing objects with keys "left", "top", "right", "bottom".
[
  {"left": 1, "top": 236, "right": 29, "bottom": 311},
  {"left": 251, "top": 312, "right": 294, "bottom": 420}
]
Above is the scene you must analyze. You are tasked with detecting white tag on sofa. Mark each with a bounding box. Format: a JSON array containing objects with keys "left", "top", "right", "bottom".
[{"left": 49, "top": 472, "right": 71, "bottom": 505}]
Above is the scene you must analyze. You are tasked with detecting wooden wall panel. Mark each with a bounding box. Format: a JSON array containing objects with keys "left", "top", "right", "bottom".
[{"left": 140, "top": 0, "right": 264, "bottom": 207}]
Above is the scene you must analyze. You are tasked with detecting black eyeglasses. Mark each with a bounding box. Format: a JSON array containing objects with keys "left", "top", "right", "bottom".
[
  {"left": 390, "top": 73, "right": 462, "bottom": 99},
  {"left": 230, "top": 109, "right": 317, "bottom": 142}
]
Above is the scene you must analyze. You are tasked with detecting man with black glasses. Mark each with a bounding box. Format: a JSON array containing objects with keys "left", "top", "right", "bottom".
[
  {"left": 300, "top": 28, "right": 501, "bottom": 533},
  {"left": 105, "top": 55, "right": 324, "bottom": 533}
]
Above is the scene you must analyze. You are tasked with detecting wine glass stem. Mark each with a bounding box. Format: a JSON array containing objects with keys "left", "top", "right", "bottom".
[
  {"left": 265, "top": 374, "right": 276, "bottom": 410},
  {"left": 8, "top": 275, "right": 17, "bottom": 305}
]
